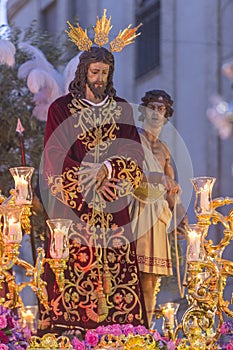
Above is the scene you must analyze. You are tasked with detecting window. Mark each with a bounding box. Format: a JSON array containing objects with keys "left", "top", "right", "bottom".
[
  {"left": 68, "top": 0, "right": 88, "bottom": 27},
  {"left": 136, "top": 0, "right": 160, "bottom": 78}
]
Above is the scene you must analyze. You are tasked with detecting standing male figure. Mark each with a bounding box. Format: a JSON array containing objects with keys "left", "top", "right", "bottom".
[
  {"left": 38, "top": 46, "right": 148, "bottom": 335},
  {"left": 129, "top": 89, "right": 187, "bottom": 326}
]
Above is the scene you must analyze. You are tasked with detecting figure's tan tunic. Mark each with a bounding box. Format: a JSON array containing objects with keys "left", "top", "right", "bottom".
[{"left": 129, "top": 132, "right": 173, "bottom": 276}]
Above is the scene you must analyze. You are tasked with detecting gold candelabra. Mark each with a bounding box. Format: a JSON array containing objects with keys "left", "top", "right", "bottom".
[
  {"left": 154, "top": 176, "right": 233, "bottom": 349},
  {"left": 0, "top": 167, "right": 72, "bottom": 317},
  {"left": 2, "top": 166, "right": 233, "bottom": 349}
]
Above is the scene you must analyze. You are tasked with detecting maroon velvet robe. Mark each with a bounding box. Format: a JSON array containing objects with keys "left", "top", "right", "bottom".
[{"left": 38, "top": 93, "right": 148, "bottom": 334}]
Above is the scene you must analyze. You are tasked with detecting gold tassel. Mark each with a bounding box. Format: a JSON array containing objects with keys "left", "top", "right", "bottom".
[
  {"left": 103, "top": 264, "right": 112, "bottom": 294},
  {"left": 97, "top": 280, "right": 108, "bottom": 316}
]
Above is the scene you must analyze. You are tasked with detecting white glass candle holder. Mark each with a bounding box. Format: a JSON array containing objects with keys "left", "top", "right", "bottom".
[
  {"left": 2, "top": 206, "right": 23, "bottom": 243},
  {"left": 190, "top": 176, "right": 216, "bottom": 215},
  {"left": 186, "top": 224, "right": 206, "bottom": 262},
  {"left": 46, "top": 219, "right": 72, "bottom": 259},
  {"left": 20, "top": 305, "right": 38, "bottom": 334},
  {"left": 159, "top": 302, "right": 179, "bottom": 335},
  {"left": 9, "top": 166, "right": 34, "bottom": 205}
]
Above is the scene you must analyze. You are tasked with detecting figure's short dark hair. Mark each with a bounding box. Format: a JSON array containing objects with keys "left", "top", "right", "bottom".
[
  {"left": 139, "top": 89, "right": 174, "bottom": 121},
  {"left": 69, "top": 46, "right": 116, "bottom": 99}
]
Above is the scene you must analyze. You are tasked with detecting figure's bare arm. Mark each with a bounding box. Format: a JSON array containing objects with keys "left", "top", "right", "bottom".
[{"left": 162, "top": 142, "right": 180, "bottom": 193}]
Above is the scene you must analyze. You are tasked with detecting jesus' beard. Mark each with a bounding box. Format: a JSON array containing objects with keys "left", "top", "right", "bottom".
[{"left": 87, "top": 79, "right": 107, "bottom": 100}]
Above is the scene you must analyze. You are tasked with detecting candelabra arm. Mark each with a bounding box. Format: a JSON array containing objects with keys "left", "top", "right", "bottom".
[
  {"left": 44, "top": 258, "right": 68, "bottom": 292},
  {"left": 0, "top": 270, "right": 23, "bottom": 309},
  {"left": 174, "top": 323, "right": 183, "bottom": 341},
  {"left": 34, "top": 248, "right": 48, "bottom": 307},
  {"left": 212, "top": 197, "right": 233, "bottom": 210},
  {"left": 20, "top": 205, "right": 32, "bottom": 234},
  {"left": 229, "top": 207, "right": 233, "bottom": 232},
  {"left": 181, "top": 306, "right": 215, "bottom": 341},
  {"left": 217, "top": 259, "right": 233, "bottom": 319},
  {"left": 182, "top": 260, "right": 219, "bottom": 345},
  {"left": 211, "top": 210, "right": 229, "bottom": 230},
  {"left": 0, "top": 243, "right": 21, "bottom": 273},
  {"left": 14, "top": 258, "right": 34, "bottom": 276},
  {"left": 0, "top": 257, "right": 15, "bottom": 273},
  {"left": 220, "top": 301, "right": 233, "bottom": 318},
  {"left": 16, "top": 248, "right": 48, "bottom": 308},
  {"left": 204, "top": 229, "right": 232, "bottom": 257},
  {"left": 198, "top": 207, "right": 233, "bottom": 257}
]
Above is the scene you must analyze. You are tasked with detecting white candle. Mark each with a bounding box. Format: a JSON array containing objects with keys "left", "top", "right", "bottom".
[
  {"left": 200, "top": 186, "right": 209, "bottom": 211},
  {"left": 53, "top": 229, "right": 64, "bottom": 258},
  {"left": 164, "top": 307, "right": 175, "bottom": 325},
  {"left": 15, "top": 176, "right": 28, "bottom": 204},
  {"left": 8, "top": 219, "right": 22, "bottom": 243},
  {"left": 188, "top": 230, "right": 201, "bottom": 261},
  {"left": 24, "top": 310, "right": 34, "bottom": 331}
]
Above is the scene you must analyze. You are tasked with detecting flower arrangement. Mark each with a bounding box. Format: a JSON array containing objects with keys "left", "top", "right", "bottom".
[
  {"left": 220, "top": 320, "right": 233, "bottom": 336},
  {"left": 219, "top": 320, "right": 233, "bottom": 350},
  {"left": 25, "top": 320, "right": 233, "bottom": 349},
  {"left": 65, "top": 320, "right": 233, "bottom": 350},
  {"left": 69, "top": 324, "right": 176, "bottom": 349},
  {"left": 0, "top": 305, "right": 30, "bottom": 349}
]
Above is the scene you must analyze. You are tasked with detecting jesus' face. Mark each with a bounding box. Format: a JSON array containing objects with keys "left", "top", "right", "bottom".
[{"left": 86, "top": 62, "right": 109, "bottom": 100}]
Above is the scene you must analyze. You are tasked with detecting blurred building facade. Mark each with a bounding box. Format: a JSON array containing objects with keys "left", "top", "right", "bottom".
[
  {"left": 7, "top": 0, "right": 233, "bottom": 204},
  {"left": 6, "top": 0, "right": 233, "bottom": 316}
]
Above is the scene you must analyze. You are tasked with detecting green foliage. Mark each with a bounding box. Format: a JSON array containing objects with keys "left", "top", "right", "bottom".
[
  {"left": 0, "top": 21, "right": 74, "bottom": 248},
  {"left": 0, "top": 21, "right": 73, "bottom": 192}
]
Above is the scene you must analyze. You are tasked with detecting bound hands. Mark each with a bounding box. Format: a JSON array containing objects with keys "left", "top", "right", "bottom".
[
  {"left": 78, "top": 161, "right": 121, "bottom": 202},
  {"left": 162, "top": 175, "right": 188, "bottom": 239},
  {"left": 161, "top": 174, "right": 181, "bottom": 195}
]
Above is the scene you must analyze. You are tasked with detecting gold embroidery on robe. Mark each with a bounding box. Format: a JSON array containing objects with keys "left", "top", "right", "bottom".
[{"left": 41, "top": 97, "right": 146, "bottom": 329}]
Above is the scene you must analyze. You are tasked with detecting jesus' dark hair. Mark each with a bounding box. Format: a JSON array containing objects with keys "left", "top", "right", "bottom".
[{"left": 69, "top": 46, "right": 116, "bottom": 99}]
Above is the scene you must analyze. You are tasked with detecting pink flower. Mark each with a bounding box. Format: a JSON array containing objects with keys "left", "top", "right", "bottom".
[
  {"left": 71, "top": 337, "right": 85, "bottom": 350},
  {"left": 107, "top": 324, "right": 122, "bottom": 336},
  {"left": 226, "top": 340, "right": 233, "bottom": 350},
  {"left": 0, "top": 315, "right": 7, "bottom": 329},
  {"left": 0, "top": 345, "right": 8, "bottom": 350},
  {"left": 0, "top": 330, "right": 9, "bottom": 344},
  {"left": 121, "top": 323, "right": 134, "bottom": 336},
  {"left": 220, "top": 323, "right": 228, "bottom": 334},
  {"left": 153, "top": 330, "right": 162, "bottom": 341},
  {"left": 167, "top": 340, "right": 176, "bottom": 350},
  {"left": 134, "top": 325, "right": 148, "bottom": 336},
  {"left": 85, "top": 330, "right": 99, "bottom": 346},
  {"left": 95, "top": 326, "right": 106, "bottom": 335}
]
